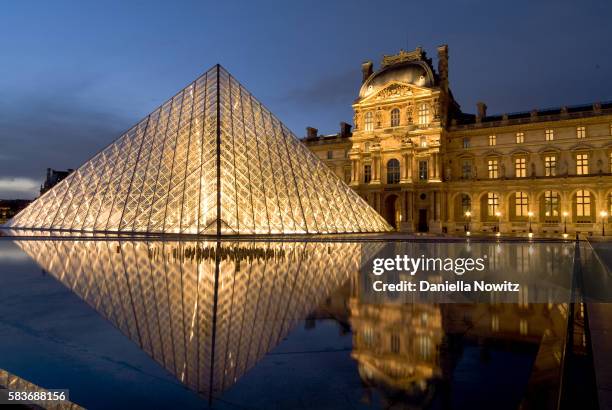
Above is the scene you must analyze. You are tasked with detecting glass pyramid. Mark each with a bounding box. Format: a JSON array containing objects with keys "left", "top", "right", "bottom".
[{"left": 6, "top": 65, "right": 390, "bottom": 235}]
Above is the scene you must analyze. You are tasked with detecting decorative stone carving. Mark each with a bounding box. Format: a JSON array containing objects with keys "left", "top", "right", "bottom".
[{"left": 375, "top": 84, "right": 414, "bottom": 100}]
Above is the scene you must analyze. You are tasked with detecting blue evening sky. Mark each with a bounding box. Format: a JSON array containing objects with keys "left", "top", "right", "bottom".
[{"left": 1, "top": 0, "right": 611, "bottom": 198}]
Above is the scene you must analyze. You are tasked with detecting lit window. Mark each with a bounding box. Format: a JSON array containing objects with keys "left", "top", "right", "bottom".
[
  {"left": 387, "top": 159, "right": 400, "bottom": 184},
  {"left": 364, "top": 164, "right": 372, "bottom": 183},
  {"left": 516, "top": 132, "right": 525, "bottom": 144},
  {"left": 577, "top": 126, "right": 586, "bottom": 139},
  {"left": 488, "top": 159, "right": 499, "bottom": 179},
  {"left": 491, "top": 315, "right": 499, "bottom": 332},
  {"left": 515, "top": 158, "right": 527, "bottom": 178},
  {"left": 520, "top": 319, "right": 528, "bottom": 335},
  {"left": 418, "top": 104, "right": 429, "bottom": 125},
  {"left": 463, "top": 137, "right": 470, "bottom": 149},
  {"left": 364, "top": 112, "right": 373, "bottom": 131},
  {"left": 576, "top": 190, "right": 591, "bottom": 217},
  {"left": 488, "top": 135, "right": 496, "bottom": 146},
  {"left": 390, "top": 108, "right": 400, "bottom": 127},
  {"left": 515, "top": 191, "right": 529, "bottom": 217},
  {"left": 419, "top": 160, "right": 428, "bottom": 180},
  {"left": 544, "top": 191, "right": 560, "bottom": 218},
  {"left": 462, "top": 159, "right": 472, "bottom": 179},
  {"left": 576, "top": 153, "right": 589, "bottom": 175},
  {"left": 545, "top": 155, "right": 557, "bottom": 176},
  {"left": 487, "top": 192, "right": 499, "bottom": 216},
  {"left": 420, "top": 136, "right": 427, "bottom": 147},
  {"left": 461, "top": 194, "right": 471, "bottom": 214},
  {"left": 327, "top": 150, "right": 333, "bottom": 160},
  {"left": 545, "top": 129, "right": 554, "bottom": 141}
]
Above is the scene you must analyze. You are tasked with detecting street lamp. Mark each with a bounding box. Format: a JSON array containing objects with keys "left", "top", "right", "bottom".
[
  {"left": 600, "top": 210, "right": 608, "bottom": 236},
  {"left": 495, "top": 211, "right": 502, "bottom": 237},
  {"left": 562, "top": 211, "right": 568, "bottom": 238},
  {"left": 465, "top": 210, "right": 471, "bottom": 236},
  {"left": 527, "top": 211, "right": 534, "bottom": 238}
]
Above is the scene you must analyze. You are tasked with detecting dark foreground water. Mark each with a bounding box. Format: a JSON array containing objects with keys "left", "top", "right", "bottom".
[{"left": 0, "top": 238, "right": 577, "bottom": 409}]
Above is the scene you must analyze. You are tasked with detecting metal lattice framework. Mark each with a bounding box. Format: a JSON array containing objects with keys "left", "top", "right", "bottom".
[
  {"left": 6, "top": 65, "right": 390, "bottom": 235},
  {"left": 15, "top": 240, "right": 361, "bottom": 398}
]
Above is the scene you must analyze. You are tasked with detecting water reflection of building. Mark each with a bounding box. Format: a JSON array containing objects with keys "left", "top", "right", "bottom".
[
  {"left": 15, "top": 240, "right": 362, "bottom": 401},
  {"left": 304, "top": 46, "right": 612, "bottom": 236}
]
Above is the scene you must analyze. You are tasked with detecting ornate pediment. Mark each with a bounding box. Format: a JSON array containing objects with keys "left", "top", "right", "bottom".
[{"left": 361, "top": 82, "right": 430, "bottom": 103}]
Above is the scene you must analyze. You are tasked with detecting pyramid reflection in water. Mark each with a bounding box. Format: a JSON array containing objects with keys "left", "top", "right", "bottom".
[
  {"left": 7, "top": 65, "right": 390, "bottom": 235},
  {"left": 15, "top": 239, "right": 371, "bottom": 399}
]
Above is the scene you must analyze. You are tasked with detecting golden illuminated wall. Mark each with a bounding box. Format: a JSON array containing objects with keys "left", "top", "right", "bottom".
[
  {"left": 7, "top": 65, "right": 390, "bottom": 235},
  {"left": 15, "top": 239, "right": 362, "bottom": 398}
]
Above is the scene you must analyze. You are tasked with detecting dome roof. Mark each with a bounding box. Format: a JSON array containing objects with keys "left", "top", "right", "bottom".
[{"left": 358, "top": 61, "right": 436, "bottom": 99}]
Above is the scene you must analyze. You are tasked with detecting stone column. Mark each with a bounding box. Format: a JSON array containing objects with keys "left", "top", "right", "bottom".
[{"left": 371, "top": 154, "right": 381, "bottom": 184}]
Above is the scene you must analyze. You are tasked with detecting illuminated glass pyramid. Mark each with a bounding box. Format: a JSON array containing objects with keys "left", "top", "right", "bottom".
[{"left": 7, "top": 65, "right": 390, "bottom": 235}]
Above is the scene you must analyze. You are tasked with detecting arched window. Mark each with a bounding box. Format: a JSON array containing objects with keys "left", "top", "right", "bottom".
[
  {"left": 391, "top": 108, "right": 400, "bottom": 127},
  {"left": 461, "top": 194, "right": 471, "bottom": 215},
  {"left": 543, "top": 191, "right": 560, "bottom": 218},
  {"left": 576, "top": 190, "right": 591, "bottom": 217},
  {"left": 514, "top": 191, "right": 529, "bottom": 217},
  {"left": 364, "top": 112, "right": 373, "bottom": 131},
  {"left": 487, "top": 193, "right": 499, "bottom": 217},
  {"left": 418, "top": 103, "right": 429, "bottom": 125},
  {"left": 387, "top": 159, "right": 400, "bottom": 184}
]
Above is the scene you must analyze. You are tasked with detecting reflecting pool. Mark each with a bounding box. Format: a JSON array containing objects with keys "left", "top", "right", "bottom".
[{"left": 0, "top": 238, "right": 579, "bottom": 409}]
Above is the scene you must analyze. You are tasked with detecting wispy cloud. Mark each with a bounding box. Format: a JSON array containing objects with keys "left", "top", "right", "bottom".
[{"left": 0, "top": 177, "right": 40, "bottom": 198}]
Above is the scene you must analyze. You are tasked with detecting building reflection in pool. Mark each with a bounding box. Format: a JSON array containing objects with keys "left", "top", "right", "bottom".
[{"left": 14, "top": 239, "right": 571, "bottom": 408}]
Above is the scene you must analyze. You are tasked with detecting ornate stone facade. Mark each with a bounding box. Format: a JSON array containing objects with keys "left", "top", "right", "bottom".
[{"left": 304, "top": 46, "right": 612, "bottom": 237}]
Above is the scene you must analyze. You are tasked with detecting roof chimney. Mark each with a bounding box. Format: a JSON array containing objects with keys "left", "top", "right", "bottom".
[
  {"left": 339, "top": 122, "right": 352, "bottom": 138},
  {"left": 361, "top": 61, "right": 373, "bottom": 84},
  {"left": 306, "top": 127, "right": 318, "bottom": 140},
  {"left": 476, "top": 102, "right": 487, "bottom": 123}
]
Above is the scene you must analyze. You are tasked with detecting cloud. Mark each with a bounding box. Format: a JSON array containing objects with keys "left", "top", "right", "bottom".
[
  {"left": 0, "top": 75, "right": 135, "bottom": 198},
  {"left": 278, "top": 68, "right": 360, "bottom": 107},
  {"left": 0, "top": 177, "right": 40, "bottom": 198}
]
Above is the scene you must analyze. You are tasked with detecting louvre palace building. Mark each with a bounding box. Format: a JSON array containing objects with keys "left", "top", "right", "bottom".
[{"left": 303, "top": 45, "right": 612, "bottom": 236}]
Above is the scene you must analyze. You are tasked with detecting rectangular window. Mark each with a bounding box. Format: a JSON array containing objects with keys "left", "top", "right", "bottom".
[
  {"left": 391, "top": 333, "right": 400, "bottom": 353},
  {"left": 463, "top": 137, "right": 470, "bottom": 149},
  {"left": 545, "top": 155, "right": 557, "bottom": 176},
  {"left": 515, "top": 158, "right": 526, "bottom": 178},
  {"left": 419, "top": 160, "right": 428, "bottom": 180},
  {"left": 576, "top": 153, "right": 589, "bottom": 175},
  {"left": 487, "top": 192, "right": 499, "bottom": 216},
  {"left": 488, "top": 135, "right": 496, "bottom": 146},
  {"left": 544, "top": 190, "right": 559, "bottom": 218},
  {"left": 327, "top": 150, "right": 333, "bottom": 159},
  {"left": 577, "top": 190, "right": 591, "bottom": 217},
  {"left": 516, "top": 132, "right": 525, "bottom": 144},
  {"left": 364, "top": 164, "right": 372, "bottom": 183},
  {"left": 545, "top": 129, "right": 554, "bottom": 141},
  {"left": 420, "top": 136, "right": 427, "bottom": 148},
  {"left": 515, "top": 191, "right": 529, "bottom": 217},
  {"left": 488, "top": 159, "right": 499, "bottom": 179},
  {"left": 461, "top": 194, "right": 471, "bottom": 214},
  {"left": 418, "top": 104, "right": 429, "bottom": 125},
  {"left": 577, "top": 126, "right": 586, "bottom": 139},
  {"left": 461, "top": 159, "right": 472, "bottom": 179},
  {"left": 364, "top": 112, "right": 373, "bottom": 131}
]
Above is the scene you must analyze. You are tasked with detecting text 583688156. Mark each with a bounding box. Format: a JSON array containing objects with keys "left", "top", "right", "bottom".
[{"left": 3, "top": 389, "right": 68, "bottom": 403}]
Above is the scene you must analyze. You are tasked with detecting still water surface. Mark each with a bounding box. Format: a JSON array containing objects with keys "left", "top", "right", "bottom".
[{"left": 0, "top": 238, "right": 574, "bottom": 409}]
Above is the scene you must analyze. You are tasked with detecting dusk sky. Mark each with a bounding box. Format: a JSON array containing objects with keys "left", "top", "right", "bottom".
[{"left": 1, "top": 0, "right": 611, "bottom": 198}]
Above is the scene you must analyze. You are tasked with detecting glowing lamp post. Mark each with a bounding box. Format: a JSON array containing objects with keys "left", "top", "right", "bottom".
[
  {"left": 465, "top": 210, "right": 471, "bottom": 236},
  {"left": 600, "top": 210, "right": 608, "bottom": 236},
  {"left": 562, "top": 211, "right": 568, "bottom": 238},
  {"left": 495, "top": 211, "right": 501, "bottom": 237},
  {"left": 527, "top": 211, "right": 534, "bottom": 238}
]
